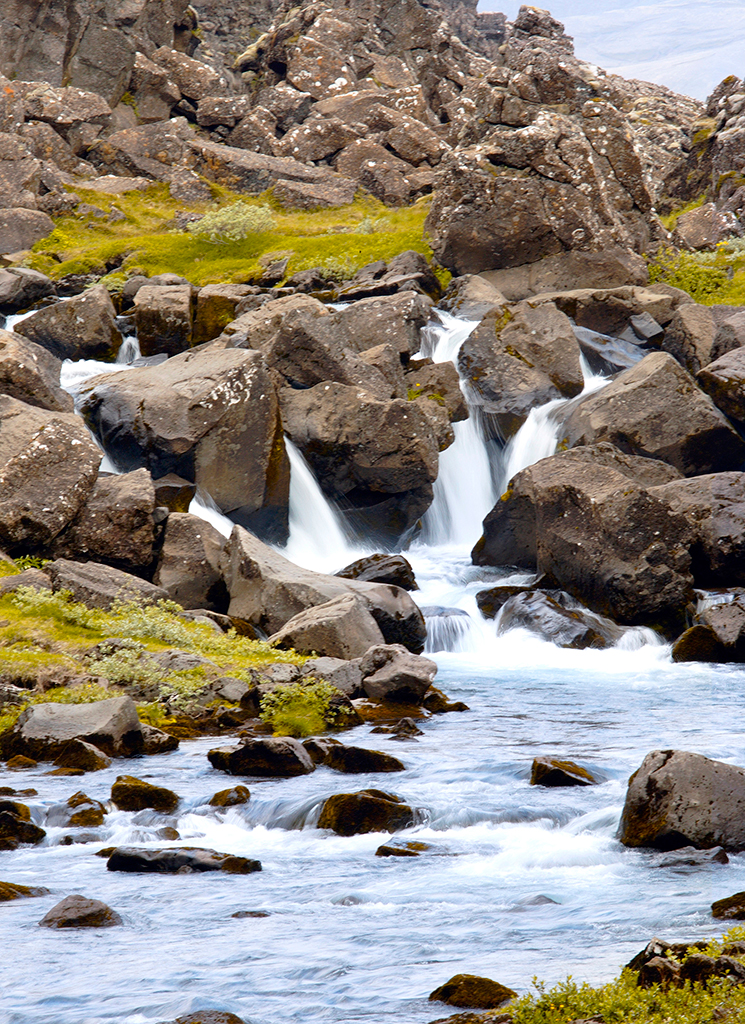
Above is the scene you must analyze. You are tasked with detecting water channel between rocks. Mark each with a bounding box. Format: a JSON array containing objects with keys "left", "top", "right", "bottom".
[{"left": 3, "top": 309, "right": 744, "bottom": 1024}]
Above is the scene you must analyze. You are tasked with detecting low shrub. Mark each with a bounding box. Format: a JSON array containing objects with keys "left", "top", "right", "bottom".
[
  {"left": 259, "top": 679, "right": 351, "bottom": 738},
  {"left": 187, "top": 201, "right": 276, "bottom": 243}
]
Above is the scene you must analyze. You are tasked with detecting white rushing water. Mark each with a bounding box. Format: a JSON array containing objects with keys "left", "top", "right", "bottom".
[{"left": 8, "top": 307, "right": 743, "bottom": 1024}]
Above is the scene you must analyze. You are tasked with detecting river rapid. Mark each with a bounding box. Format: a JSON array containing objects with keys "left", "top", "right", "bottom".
[{"left": 3, "top": 310, "right": 745, "bottom": 1024}]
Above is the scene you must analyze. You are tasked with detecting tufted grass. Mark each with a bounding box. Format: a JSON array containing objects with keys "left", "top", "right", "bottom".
[{"left": 26, "top": 182, "right": 443, "bottom": 287}]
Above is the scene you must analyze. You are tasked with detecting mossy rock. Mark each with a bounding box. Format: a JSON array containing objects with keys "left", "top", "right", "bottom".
[
  {"left": 111, "top": 775, "right": 179, "bottom": 813},
  {"left": 712, "top": 891, "right": 745, "bottom": 919},
  {"left": 0, "top": 880, "right": 50, "bottom": 901},
  {"left": 0, "top": 800, "right": 31, "bottom": 820},
  {"left": 318, "top": 789, "right": 415, "bottom": 836},
  {"left": 530, "top": 757, "right": 596, "bottom": 787},
  {"left": 423, "top": 688, "right": 469, "bottom": 714},
  {"left": 429, "top": 974, "right": 517, "bottom": 1009},
  {"left": 209, "top": 785, "right": 250, "bottom": 808},
  {"left": 53, "top": 739, "right": 112, "bottom": 772},
  {"left": 66, "top": 791, "right": 106, "bottom": 827},
  {"left": 0, "top": 809, "right": 46, "bottom": 846},
  {"left": 6, "top": 755, "right": 37, "bottom": 769}
]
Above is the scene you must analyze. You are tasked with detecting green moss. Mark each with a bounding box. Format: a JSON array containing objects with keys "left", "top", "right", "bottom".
[
  {"left": 26, "top": 184, "right": 440, "bottom": 287},
  {"left": 0, "top": 561, "right": 19, "bottom": 578}
]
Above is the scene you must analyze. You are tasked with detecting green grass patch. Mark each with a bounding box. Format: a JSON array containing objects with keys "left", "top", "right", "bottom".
[{"left": 26, "top": 183, "right": 439, "bottom": 287}]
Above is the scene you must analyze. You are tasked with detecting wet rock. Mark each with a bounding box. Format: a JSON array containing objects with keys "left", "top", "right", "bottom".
[
  {"left": 403, "top": 359, "right": 468, "bottom": 424},
  {"left": 153, "top": 474, "right": 196, "bottom": 513},
  {"left": 52, "top": 740, "right": 111, "bottom": 773},
  {"left": 429, "top": 974, "right": 517, "bottom": 1009},
  {"left": 51, "top": 470, "right": 158, "bottom": 576},
  {"left": 208, "top": 737, "right": 315, "bottom": 778},
  {"left": 154, "top": 513, "right": 228, "bottom": 612},
  {"left": 79, "top": 348, "right": 290, "bottom": 544},
  {"left": 141, "top": 724, "right": 179, "bottom": 755},
  {"left": 221, "top": 526, "right": 427, "bottom": 653},
  {"left": 0, "top": 800, "right": 30, "bottom": 820},
  {"left": 318, "top": 789, "right": 415, "bottom": 836},
  {"left": 15, "top": 285, "right": 121, "bottom": 362},
  {"left": 5, "top": 755, "right": 37, "bottom": 769},
  {"left": 134, "top": 283, "right": 194, "bottom": 358},
  {"left": 336, "top": 554, "right": 418, "bottom": 592},
  {"left": 0, "top": 398, "right": 101, "bottom": 552},
  {"left": 360, "top": 645, "right": 437, "bottom": 704},
  {"left": 46, "top": 559, "right": 168, "bottom": 611},
  {"left": 323, "top": 744, "right": 405, "bottom": 774},
  {"left": 159, "top": 1012, "right": 249, "bottom": 1024},
  {"left": 302, "top": 737, "right": 342, "bottom": 764},
  {"left": 0, "top": 267, "right": 55, "bottom": 312},
  {"left": 530, "top": 757, "right": 596, "bottom": 787},
  {"left": 672, "top": 596, "right": 745, "bottom": 663},
  {"left": 0, "top": 329, "right": 71, "bottom": 413},
  {"left": 209, "top": 786, "right": 250, "bottom": 808},
  {"left": 300, "top": 657, "right": 362, "bottom": 698},
  {"left": 39, "top": 895, "right": 122, "bottom": 929},
  {"left": 370, "top": 717, "right": 424, "bottom": 740},
  {"left": 107, "top": 846, "right": 261, "bottom": 875},
  {"left": 46, "top": 791, "right": 106, "bottom": 828},
  {"left": 497, "top": 591, "right": 626, "bottom": 650},
  {"left": 656, "top": 846, "right": 729, "bottom": 867},
  {"left": 712, "top": 891, "right": 745, "bottom": 919},
  {"left": 0, "top": 881, "right": 50, "bottom": 901},
  {"left": 619, "top": 749, "right": 745, "bottom": 851},
  {"left": 269, "top": 594, "right": 385, "bottom": 660},
  {"left": 561, "top": 352, "right": 745, "bottom": 477},
  {"left": 0, "top": 695, "right": 144, "bottom": 761},
  {"left": 375, "top": 839, "right": 432, "bottom": 857},
  {"left": 475, "top": 580, "right": 551, "bottom": 620},
  {"left": 111, "top": 775, "right": 179, "bottom": 813},
  {"left": 422, "top": 688, "right": 469, "bottom": 714},
  {"left": 0, "top": 809, "right": 45, "bottom": 848},
  {"left": 458, "top": 301, "right": 583, "bottom": 438}
]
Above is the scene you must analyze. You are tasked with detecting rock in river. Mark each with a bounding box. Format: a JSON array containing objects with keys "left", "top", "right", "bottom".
[
  {"left": 318, "top": 789, "right": 415, "bottom": 836},
  {"left": 208, "top": 737, "right": 315, "bottom": 778},
  {"left": 111, "top": 775, "right": 179, "bottom": 813},
  {"left": 107, "top": 847, "right": 261, "bottom": 874},
  {"left": 428, "top": 973, "right": 517, "bottom": 1009},
  {"left": 0, "top": 695, "right": 144, "bottom": 761},
  {"left": 39, "top": 895, "right": 122, "bottom": 928}
]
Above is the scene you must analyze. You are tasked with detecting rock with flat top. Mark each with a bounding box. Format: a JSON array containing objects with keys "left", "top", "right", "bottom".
[
  {"left": 318, "top": 789, "right": 415, "bottom": 835},
  {"left": 46, "top": 559, "right": 168, "bottom": 610},
  {"left": 268, "top": 594, "right": 385, "bottom": 660},
  {"left": 15, "top": 284, "right": 121, "bottom": 361},
  {"left": 111, "top": 775, "right": 179, "bottom": 813},
  {"left": 107, "top": 845, "right": 261, "bottom": 874},
  {"left": 0, "top": 695, "right": 143, "bottom": 761},
  {"left": 360, "top": 644, "right": 437, "bottom": 703}
]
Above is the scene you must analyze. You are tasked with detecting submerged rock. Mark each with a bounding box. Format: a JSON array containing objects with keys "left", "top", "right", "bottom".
[
  {"left": 530, "top": 757, "right": 596, "bottom": 787},
  {"left": 209, "top": 786, "right": 250, "bottom": 808},
  {"left": 39, "top": 895, "right": 122, "bottom": 928},
  {"left": 323, "top": 744, "right": 405, "bottom": 774},
  {"left": 497, "top": 591, "right": 626, "bottom": 650},
  {"left": 107, "top": 846, "right": 261, "bottom": 874},
  {"left": 0, "top": 880, "right": 50, "bottom": 901},
  {"left": 712, "top": 891, "right": 745, "bottom": 919}
]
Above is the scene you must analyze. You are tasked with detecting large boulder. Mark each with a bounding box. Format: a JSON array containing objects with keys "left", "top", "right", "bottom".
[
  {"left": 323, "top": 744, "right": 405, "bottom": 774},
  {"left": 0, "top": 397, "right": 101, "bottom": 553},
  {"left": 46, "top": 559, "right": 168, "bottom": 610},
  {"left": 662, "top": 304, "right": 716, "bottom": 374},
  {"left": 332, "top": 292, "right": 432, "bottom": 361},
  {"left": 429, "top": 974, "right": 517, "bottom": 1009},
  {"left": 0, "top": 267, "right": 55, "bottom": 312},
  {"left": 618, "top": 749, "right": 745, "bottom": 851},
  {"left": 0, "top": 209, "right": 54, "bottom": 253},
  {"left": 79, "top": 347, "right": 290, "bottom": 543},
  {"left": 317, "top": 789, "right": 415, "bottom": 836},
  {"left": 154, "top": 512, "right": 228, "bottom": 611},
  {"left": 472, "top": 444, "right": 694, "bottom": 631},
  {"left": 39, "top": 895, "right": 122, "bottom": 929},
  {"left": 496, "top": 591, "right": 627, "bottom": 649},
  {"left": 672, "top": 596, "right": 745, "bottom": 664},
  {"left": 268, "top": 594, "right": 385, "bottom": 660},
  {"left": 208, "top": 737, "right": 315, "bottom": 777},
  {"left": 106, "top": 847, "right": 260, "bottom": 874},
  {"left": 0, "top": 329, "right": 72, "bottom": 412},
  {"left": 478, "top": 249, "right": 648, "bottom": 303},
  {"left": 458, "top": 301, "right": 583, "bottom": 438},
  {"left": 697, "top": 347, "right": 745, "bottom": 427},
  {"left": 359, "top": 644, "right": 437, "bottom": 703},
  {"left": 51, "top": 469, "right": 158, "bottom": 575},
  {"left": 134, "top": 284, "right": 195, "bottom": 357},
  {"left": 15, "top": 285, "right": 122, "bottom": 361},
  {"left": 0, "top": 696, "right": 144, "bottom": 761},
  {"left": 111, "top": 775, "right": 179, "bottom": 813},
  {"left": 561, "top": 352, "right": 745, "bottom": 477},
  {"left": 221, "top": 526, "right": 427, "bottom": 653},
  {"left": 281, "top": 382, "right": 438, "bottom": 541}
]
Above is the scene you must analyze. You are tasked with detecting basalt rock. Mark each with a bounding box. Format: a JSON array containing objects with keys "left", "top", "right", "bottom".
[
  {"left": 0, "top": 329, "right": 72, "bottom": 413},
  {"left": 672, "top": 596, "right": 745, "bottom": 664},
  {"left": 428, "top": 974, "right": 517, "bottom": 1009},
  {"left": 107, "top": 846, "right": 261, "bottom": 874},
  {"left": 0, "top": 881, "right": 50, "bottom": 901},
  {"left": 79, "top": 347, "right": 290, "bottom": 543},
  {"left": 209, "top": 785, "right": 250, "bottom": 808},
  {"left": 697, "top": 347, "right": 745, "bottom": 427},
  {"left": 300, "top": 657, "right": 362, "bottom": 697},
  {"left": 268, "top": 594, "right": 385, "bottom": 660},
  {"left": 359, "top": 644, "right": 437, "bottom": 704},
  {"left": 323, "top": 744, "right": 405, "bottom": 774},
  {"left": 15, "top": 285, "right": 122, "bottom": 362},
  {"left": 619, "top": 749, "right": 745, "bottom": 851},
  {"left": 0, "top": 695, "right": 144, "bottom": 761},
  {"left": 46, "top": 791, "right": 106, "bottom": 828},
  {"left": 52, "top": 740, "right": 111, "bottom": 772},
  {"left": 0, "top": 266, "right": 55, "bottom": 312},
  {"left": 134, "top": 283, "right": 195, "bottom": 357},
  {"left": 530, "top": 757, "right": 596, "bottom": 787},
  {"left": 336, "top": 554, "right": 418, "bottom": 591},
  {"left": 317, "top": 789, "right": 415, "bottom": 836},
  {"left": 0, "top": 809, "right": 45, "bottom": 848},
  {"left": 208, "top": 737, "right": 315, "bottom": 778},
  {"left": 46, "top": 559, "right": 168, "bottom": 610},
  {"left": 496, "top": 591, "right": 626, "bottom": 650},
  {"left": 154, "top": 512, "right": 228, "bottom": 612}
]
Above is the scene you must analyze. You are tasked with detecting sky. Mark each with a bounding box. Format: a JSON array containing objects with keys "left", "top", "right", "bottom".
[{"left": 478, "top": 0, "right": 745, "bottom": 100}]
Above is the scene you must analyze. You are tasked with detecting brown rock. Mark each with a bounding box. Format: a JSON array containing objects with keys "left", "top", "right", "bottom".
[
  {"left": 154, "top": 512, "right": 228, "bottom": 612},
  {"left": 208, "top": 737, "right": 315, "bottom": 777},
  {"left": 53, "top": 740, "right": 112, "bottom": 772},
  {"left": 0, "top": 695, "right": 143, "bottom": 761},
  {"left": 530, "top": 757, "right": 596, "bottom": 787},
  {"left": 209, "top": 786, "right": 250, "bottom": 808},
  {"left": 134, "top": 283, "right": 194, "bottom": 357},
  {"left": 318, "top": 789, "right": 415, "bottom": 836},
  {"left": 712, "top": 891, "right": 745, "bottom": 919},
  {"left": 269, "top": 593, "right": 385, "bottom": 660},
  {"left": 111, "top": 776, "right": 179, "bottom": 813},
  {"left": 429, "top": 974, "right": 517, "bottom": 1009},
  {"left": 0, "top": 881, "right": 50, "bottom": 901},
  {"left": 15, "top": 284, "right": 121, "bottom": 361},
  {"left": 336, "top": 554, "right": 418, "bottom": 591},
  {"left": 0, "top": 810, "right": 46, "bottom": 847},
  {"left": 0, "top": 329, "right": 72, "bottom": 412},
  {"left": 0, "top": 209, "right": 54, "bottom": 254},
  {"left": 46, "top": 559, "right": 168, "bottom": 610},
  {"left": 324, "top": 745, "right": 405, "bottom": 774},
  {"left": 39, "top": 894, "right": 122, "bottom": 928}
]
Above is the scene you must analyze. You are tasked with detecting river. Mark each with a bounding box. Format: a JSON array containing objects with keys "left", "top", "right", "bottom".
[{"left": 2, "top": 310, "right": 743, "bottom": 1024}]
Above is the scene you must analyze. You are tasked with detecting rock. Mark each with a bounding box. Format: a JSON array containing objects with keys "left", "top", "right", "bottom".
[
  {"left": 649, "top": 473, "right": 745, "bottom": 587},
  {"left": 193, "top": 284, "right": 256, "bottom": 346},
  {"left": 0, "top": 208, "right": 54, "bottom": 253},
  {"left": 5, "top": 755, "right": 37, "bottom": 769},
  {"left": 208, "top": 737, "right": 315, "bottom": 777},
  {"left": 153, "top": 474, "right": 196, "bottom": 513},
  {"left": 302, "top": 737, "right": 342, "bottom": 764},
  {"left": 15, "top": 284, "right": 121, "bottom": 361},
  {"left": 711, "top": 311, "right": 745, "bottom": 361},
  {"left": 108, "top": 845, "right": 261, "bottom": 874},
  {"left": 712, "top": 892, "right": 745, "bottom": 919},
  {"left": 697, "top": 347, "right": 745, "bottom": 427},
  {"left": 323, "top": 745, "right": 405, "bottom": 774},
  {"left": 209, "top": 786, "right": 250, "bottom": 808},
  {"left": 39, "top": 895, "right": 122, "bottom": 929},
  {"left": 478, "top": 249, "right": 649, "bottom": 303},
  {"left": 0, "top": 881, "right": 50, "bottom": 901},
  {"left": 0, "top": 398, "right": 101, "bottom": 552},
  {"left": 79, "top": 348, "right": 290, "bottom": 543},
  {"left": 150, "top": 47, "right": 229, "bottom": 103},
  {"left": 0, "top": 695, "right": 144, "bottom": 761},
  {"left": 52, "top": 470, "right": 157, "bottom": 575},
  {"left": 336, "top": 554, "right": 418, "bottom": 591},
  {"left": 360, "top": 645, "right": 437, "bottom": 704},
  {"left": 429, "top": 975, "right": 517, "bottom": 1009},
  {"left": 300, "top": 657, "right": 362, "bottom": 698},
  {"left": 134, "top": 284, "right": 194, "bottom": 357},
  {"left": 46, "top": 791, "right": 106, "bottom": 828},
  {"left": 317, "top": 789, "right": 415, "bottom": 836},
  {"left": 52, "top": 740, "right": 111, "bottom": 772},
  {"left": 269, "top": 594, "right": 385, "bottom": 660},
  {"left": 475, "top": 579, "right": 554, "bottom": 620},
  {"left": 111, "top": 775, "right": 179, "bottom": 813},
  {"left": 335, "top": 140, "right": 417, "bottom": 205},
  {"left": 458, "top": 301, "right": 583, "bottom": 437},
  {"left": 0, "top": 267, "right": 55, "bottom": 312},
  {"left": 673, "top": 202, "right": 740, "bottom": 250},
  {"left": 46, "top": 559, "right": 168, "bottom": 610},
  {"left": 0, "top": 328, "right": 72, "bottom": 412},
  {"left": 332, "top": 292, "right": 433, "bottom": 359},
  {"left": 530, "top": 757, "right": 596, "bottom": 787},
  {"left": 672, "top": 596, "right": 745, "bottom": 663},
  {"left": 679, "top": 954, "right": 745, "bottom": 987},
  {"left": 154, "top": 513, "right": 228, "bottom": 612},
  {"left": 637, "top": 956, "right": 682, "bottom": 990},
  {"left": 496, "top": 591, "right": 626, "bottom": 650},
  {"left": 281, "top": 382, "right": 438, "bottom": 542},
  {"left": 422, "top": 689, "right": 470, "bottom": 714},
  {"left": 375, "top": 839, "right": 431, "bottom": 857},
  {"left": 0, "top": 566, "right": 51, "bottom": 597},
  {"left": 129, "top": 52, "right": 181, "bottom": 124},
  {"left": 663, "top": 303, "right": 715, "bottom": 374},
  {"left": 561, "top": 352, "right": 745, "bottom": 477},
  {"left": 403, "top": 359, "right": 468, "bottom": 423},
  {"left": 0, "top": 808, "right": 45, "bottom": 847},
  {"left": 547, "top": 285, "right": 683, "bottom": 337},
  {"left": 141, "top": 724, "right": 180, "bottom": 755},
  {"left": 160, "top": 1013, "right": 248, "bottom": 1024},
  {"left": 619, "top": 749, "right": 745, "bottom": 851},
  {"left": 222, "top": 526, "right": 427, "bottom": 653},
  {"left": 472, "top": 444, "right": 694, "bottom": 631}
]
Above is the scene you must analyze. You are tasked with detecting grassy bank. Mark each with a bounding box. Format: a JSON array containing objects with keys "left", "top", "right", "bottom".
[{"left": 26, "top": 184, "right": 442, "bottom": 289}]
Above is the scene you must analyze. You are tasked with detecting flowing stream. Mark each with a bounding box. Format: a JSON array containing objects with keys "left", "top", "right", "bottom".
[{"left": 4, "top": 309, "right": 744, "bottom": 1024}]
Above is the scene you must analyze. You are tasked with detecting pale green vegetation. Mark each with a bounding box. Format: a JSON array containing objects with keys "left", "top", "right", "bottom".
[
  {"left": 259, "top": 679, "right": 353, "bottom": 738},
  {"left": 647, "top": 238, "right": 745, "bottom": 305},
  {"left": 25, "top": 183, "right": 448, "bottom": 289},
  {"left": 0, "top": 586, "right": 306, "bottom": 733},
  {"left": 512, "top": 928, "right": 745, "bottom": 1024}
]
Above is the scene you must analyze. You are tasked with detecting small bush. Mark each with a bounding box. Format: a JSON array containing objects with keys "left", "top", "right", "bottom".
[
  {"left": 259, "top": 679, "right": 350, "bottom": 738},
  {"left": 187, "top": 202, "right": 276, "bottom": 243}
]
